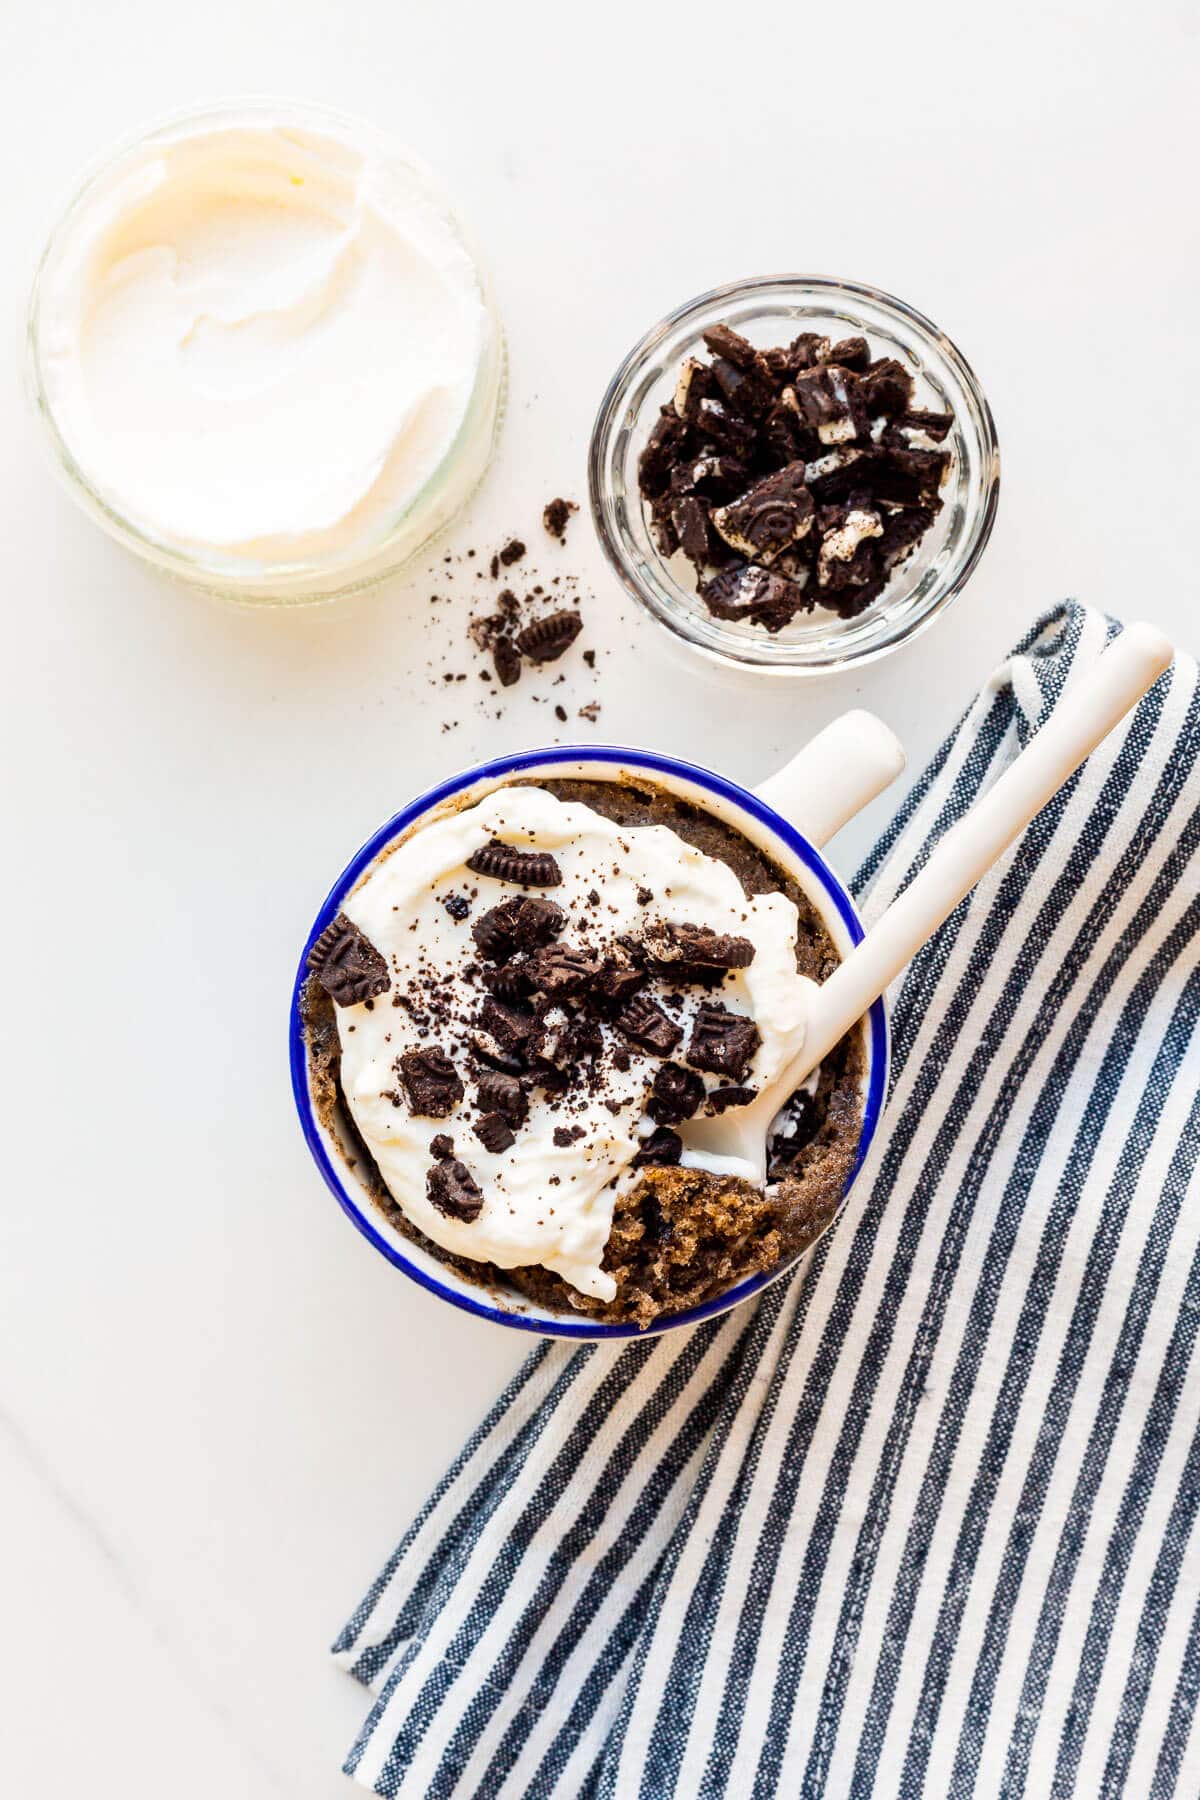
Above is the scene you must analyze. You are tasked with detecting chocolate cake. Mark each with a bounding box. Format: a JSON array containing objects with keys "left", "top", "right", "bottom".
[{"left": 301, "top": 777, "right": 865, "bottom": 1328}]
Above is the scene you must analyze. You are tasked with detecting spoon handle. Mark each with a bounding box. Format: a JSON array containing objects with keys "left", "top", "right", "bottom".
[
  {"left": 797, "top": 622, "right": 1174, "bottom": 1078},
  {"left": 754, "top": 710, "right": 906, "bottom": 849}
]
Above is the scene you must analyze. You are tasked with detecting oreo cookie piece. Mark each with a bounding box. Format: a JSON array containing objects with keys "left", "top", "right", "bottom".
[
  {"left": 429, "top": 1133, "right": 455, "bottom": 1160},
  {"left": 307, "top": 914, "right": 390, "bottom": 1007},
  {"left": 467, "top": 841, "right": 563, "bottom": 887},
  {"left": 878, "top": 506, "right": 937, "bottom": 572},
  {"left": 860, "top": 357, "right": 914, "bottom": 418},
  {"left": 789, "top": 365, "right": 867, "bottom": 445},
  {"left": 673, "top": 356, "right": 716, "bottom": 420},
  {"left": 787, "top": 332, "right": 832, "bottom": 372},
  {"left": 816, "top": 506, "right": 884, "bottom": 590},
  {"left": 475, "top": 998, "right": 536, "bottom": 1058},
  {"left": 632, "top": 1126, "right": 683, "bottom": 1169},
  {"left": 893, "top": 409, "right": 954, "bottom": 443},
  {"left": 712, "top": 462, "right": 815, "bottom": 564},
  {"left": 427, "top": 1158, "right": 484, "bottom": 1222},
  {"left": 686, "top": 1004, "right": 761, "bottom": 1080},
  {"left": 701, "top": 323, "right": 759, "bottom": 369},
  {"left": 542, "top": 497, "right": 577, "bottom": 540},
  {"left": 616, "top": 993, "right": 683, "bottom": 1057},
  {"left": 516, "top": 609, "right": 584, "bottom": 665},
  {"left": 670, "top": 494, "right": 715, "bottom": 569},
  {"left": 473, "top": 1111, "right": 516, "bottom": 1154},
  {"left": 706, "top": 1084, "right": 757, "bottom": 1113},
  {"left": 642, "top": 922, "right": 756, "bottom": 972},
  {"left": 591, "top": 947, "right": 649, "bottom": 1013},
  {"left": 827, "top": 335, "right": 871, "bottom": 372},
  {"left": 711, "top": 355, "right": 773, "bottom": 421},
  {"left": 530, "top": 1009, "right": 603, "bottom": 1069},
  {"left": 872, "top": 447, "right": 950, "bottom": 507},
  {"left": 523, "top": 944, "right": 601, "bottom": 999},
  {"left": 638, "top": 407, "right": 691, "bottom": 498},
  {"left": 694, "top": 397, "right": 756, "bottom": 454},
  {"left": 475, "top": 1069, "right": 528, "bottom": 1126},
  {"left": 398, "top": 1048, "right": 464, "bottom": 1118},
  {"left": 804, "top": 445, "right": 881, "bottom": 503},
  {"left": 648, "top": 1061, "right": 706, "bottom": 1126},
  {"left": 687, "top": 454, "right": 750, "bottom": 501},
  {"left": 483, "top": 962, "right": 533, "bottom": 1004},
  {"left": 472, "top": 895, "right": 566, "bottom": 961},
  {"left": 492, "top": 635, "right": 522, "bottom": 688},
  {"left": 699, "top": 562, "right": 809, "bottom": 630},
  {"left": 767, "top": 1087, "right": 821, "bottom": 1180}
]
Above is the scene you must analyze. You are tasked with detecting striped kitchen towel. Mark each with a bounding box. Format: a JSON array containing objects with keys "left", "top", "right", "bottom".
[{"left": 333, "top": 601, "right": 1200, "bottom": 1799}]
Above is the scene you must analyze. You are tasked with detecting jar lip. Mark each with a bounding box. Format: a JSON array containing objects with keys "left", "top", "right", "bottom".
[
  {"left": 25, "top": 99, "right": 503, "bottom": 603},
  {"left": 587, "top": 274, "right": 1001, "bottom": 677}
]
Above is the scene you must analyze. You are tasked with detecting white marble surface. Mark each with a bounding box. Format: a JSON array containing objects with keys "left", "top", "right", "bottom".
[{"left": 2, "top": 3, "right": 1197, "bottom": 1794}]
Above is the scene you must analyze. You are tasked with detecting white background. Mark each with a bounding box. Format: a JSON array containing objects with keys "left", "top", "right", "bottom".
[{"left": 2, "top": 2, "right": 1198, "bottom": 1794}]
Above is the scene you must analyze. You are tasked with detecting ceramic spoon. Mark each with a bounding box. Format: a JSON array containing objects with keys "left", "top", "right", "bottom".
[{"left": 683, "top": 623, "right": 1175, "bottom": 1185}]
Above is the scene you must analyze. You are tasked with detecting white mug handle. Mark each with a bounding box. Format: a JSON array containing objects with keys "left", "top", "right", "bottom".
[{"left": 754, "top": 710, "right": 906, "bottom": 849}]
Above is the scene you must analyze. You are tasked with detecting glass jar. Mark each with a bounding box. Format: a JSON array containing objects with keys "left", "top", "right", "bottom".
[
  {"left": 26, "top": 102, "right": 505, "bottom": 606},
  {"left": 588, "top": 275, "right": 999, "bottom": 675}
]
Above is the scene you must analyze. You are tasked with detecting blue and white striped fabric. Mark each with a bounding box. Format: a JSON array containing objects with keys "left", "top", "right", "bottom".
[{"left": 333, "top": 602, "right": 1200, "bottom": 1799}]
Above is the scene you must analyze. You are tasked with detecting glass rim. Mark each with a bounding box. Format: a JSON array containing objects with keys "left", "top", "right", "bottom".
[
  {"left": 25, "top": 97, "right": 504, "bottom": 604},
  {"left": 588, "top": 272, "right": 1001, "bottom": 677}
]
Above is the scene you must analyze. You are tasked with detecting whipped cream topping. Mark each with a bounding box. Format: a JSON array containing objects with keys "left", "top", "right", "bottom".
[
  {"left": 36, "top": 116, "right": 490, "bottom": 568},
  {"left": 335, "top": 787, "right": 817, "bottom": 1300}
]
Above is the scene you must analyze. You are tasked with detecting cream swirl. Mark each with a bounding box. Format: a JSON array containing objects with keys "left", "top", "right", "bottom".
[{"left": 36, "top": 116, "right": 490, "bottom": 566}]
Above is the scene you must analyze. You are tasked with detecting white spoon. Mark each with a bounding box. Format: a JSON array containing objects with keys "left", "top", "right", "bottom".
[{"left": 682, "top": 622, "right": 1175, "bottom": 1185}]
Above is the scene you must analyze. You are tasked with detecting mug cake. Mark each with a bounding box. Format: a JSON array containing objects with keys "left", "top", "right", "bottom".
[{"left": 299, "top": 774, "right": 865, "bottom": 1327}]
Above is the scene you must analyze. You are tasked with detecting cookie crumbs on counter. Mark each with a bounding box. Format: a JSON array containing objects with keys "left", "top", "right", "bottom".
[{"left": 543, "top": 497, "right": 578, "bottom": 541}]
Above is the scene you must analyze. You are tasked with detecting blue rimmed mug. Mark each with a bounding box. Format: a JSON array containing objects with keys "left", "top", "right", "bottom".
[{"left": 289, "top": 723, "right": 901, "bottom": 1339}]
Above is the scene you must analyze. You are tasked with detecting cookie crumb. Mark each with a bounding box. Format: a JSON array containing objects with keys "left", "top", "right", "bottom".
[{"left": 543, "top": 497, "right": 577, "bottom": 542}]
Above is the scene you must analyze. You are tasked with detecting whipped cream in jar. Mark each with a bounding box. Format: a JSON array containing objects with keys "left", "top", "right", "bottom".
[{"left": 27, "top": 103, "right": 504, "bottom": 603}]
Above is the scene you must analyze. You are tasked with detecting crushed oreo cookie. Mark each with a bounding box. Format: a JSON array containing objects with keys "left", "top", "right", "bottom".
[
  {"left": 648, "top": 1061, "right": 706, "bottom": 1125},
  {"left": 429, "top": 1133, "right": 455, "bottom": 1160},
  {"left": 308, "top": 915, "right": 391, "bottom": 1007},
  {"left": 543, "top": 497, "right": 577, "bottom": 541},
  {"left": 399, "top": 1047, "right": 464, "bottom": 1117},
  {"left": 492, "top": 635, "right": 522, "bottom": 688},
  {"left": 766, "top": 1087, "right": 822, "bottom": 1180},
  {"left": 686, "top": 1003, "right": 761, "bottom": 1080},
  {"left": 427, "top": 1158, "right": 484, "bottom": 1222},
  {"left": 475, "top": 1070, "right": 528, "bottom": 1126},
  {"left": 473, "top": 894, "right": 566, "bottom": 960},
  {"left": 638, "top": 322, "right": 953, "bottom": 629},
  {"left": 642, "top": 921, "right": 756, "bottom": 971},
  {"left": 473, "top": 1111, "right": 516, "bottom": 1154},
  {"left": 706, "top": 1084, "right": 757, "bottom": 1113},
  {"left": 516, "top": 609, "right": 584, "bottom": 665},
  {"left": 632, "top": 1126, "right": 683, "bottom": 1168},
  {"left": 617, "top": 993, "right": 683, "bottom": 1057},
  {"left": 523, "top": 943, "right": 601, "bottom": 999},
  {"left": 466, "top": 841, "right": 563, "bottom": 887},
  {"left": 498, "top": 538, "right": 526, "bottom": 567}
]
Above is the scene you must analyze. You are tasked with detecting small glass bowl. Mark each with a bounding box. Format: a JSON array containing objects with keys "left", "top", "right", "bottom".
[
  {"left": 588, "top": 275, "right": 999, "bottom": 675},
  {"left": 25, "top": 101, "right": 506, "bottom": 607}
]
